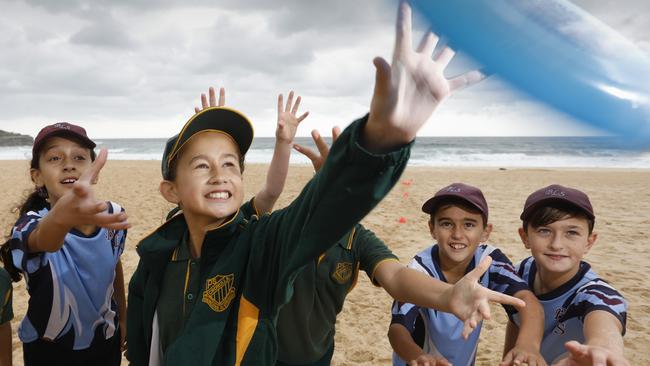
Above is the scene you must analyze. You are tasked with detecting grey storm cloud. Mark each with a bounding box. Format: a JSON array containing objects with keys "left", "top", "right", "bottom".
[{"left": 1, "top": 0, "right": 649, "bottom": 138}]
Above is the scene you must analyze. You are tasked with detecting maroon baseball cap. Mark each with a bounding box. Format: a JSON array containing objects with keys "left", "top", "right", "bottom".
[
  {"left": 32, "top": 122, "right": 96, "bottom": 157},
  {"left": 520, "top": 184, "right": 595, "bottom": 221},
  {"left": 422, "top": 182, "right": 489, "bottom": 221}
]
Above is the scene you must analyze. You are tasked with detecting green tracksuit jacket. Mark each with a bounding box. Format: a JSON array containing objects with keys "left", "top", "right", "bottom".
[{"left": 127, "top": 116, "right": 411, "bottom": 365}]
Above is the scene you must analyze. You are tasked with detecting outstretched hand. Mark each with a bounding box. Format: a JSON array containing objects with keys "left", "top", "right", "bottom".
[
  {"left": 276, "top": 91, "right": 309, "bottom": 144},
  {"left": 409, "top": 354, "right": 451, "bottom": 366},
  {"left": 446, "top": 256, "right": 526, "bottom": 339},
  {"left": 53, "top": 149, "right": 129, "bottom": 231},
  {"left": 194, "top": 86, "right": 226, "bottom": 113},
  {"left": 552, "top": 342, "right": 630, "bottom": 366},
  {"left": 364, "top": 0, "right": 485, "bottom": 152},
  {"left": 293, "top": 126, "right": 341, "bottom": 172}
]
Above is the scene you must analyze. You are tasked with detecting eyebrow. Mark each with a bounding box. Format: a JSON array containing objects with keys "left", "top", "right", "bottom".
[
  {"left": 188, "top": 153, "right": 238, "bottom": 165},
  {"left": 437, "top": 217, "right": 478, "bottom": 223}
]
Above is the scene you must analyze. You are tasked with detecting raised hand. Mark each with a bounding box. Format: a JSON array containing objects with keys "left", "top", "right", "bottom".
[
  {"left": 53, "top": 149, "right": 129, "bottom": 231},
  {"left": 552, "top": 342, "right": 630, "bottom": 366},
  {"left": 364, "top": 0, "right": 485, "bottom": 152},
  {"left": 445, "top": 256, "right": 526, "bottom": 339},
  {"left": 293, "top": 126, "right": 341, "bottom": 172},
  {"left": 276, "top": 91, "right": 309, "bottom": 145},
  {"left": 194, "top": 86, "right": 226, "bottom": 113}
]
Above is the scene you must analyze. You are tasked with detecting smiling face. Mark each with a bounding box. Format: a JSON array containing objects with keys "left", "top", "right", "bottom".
[
  {"left": 30, "top": 136, "right": 94, "bottom": 206},
  {"left": 519, "top": 215, "right": 597, "bottom": 286},
  {"left": 429, "top": 204, "right": 492, "bottom": 271},
  {"left": 161, "top": 131, "right": 244, "bottom": 229}
]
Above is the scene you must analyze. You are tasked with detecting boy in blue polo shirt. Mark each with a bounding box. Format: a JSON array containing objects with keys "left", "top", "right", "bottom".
[
  {"left": 507, "top": 185, "right": 629, "bottom": 365},
  {"left": 389, "top": 183, "right": 546, "bottom": 366}
]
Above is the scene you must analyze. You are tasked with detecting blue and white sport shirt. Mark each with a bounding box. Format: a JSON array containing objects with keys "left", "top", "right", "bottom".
[
  {"left": 10, "top": 202, "right": 126, "bottom": 350},
  {"left": 511, "top": 257, "right": 627, "bottom": 364},
  {"left": 391, "top": 243, "right": 529, "bottom": 366}
]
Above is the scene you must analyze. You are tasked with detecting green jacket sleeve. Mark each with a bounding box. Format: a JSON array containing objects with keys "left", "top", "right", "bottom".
[
  {"left": 126, "top": 260, "right": 149, "bottom": 366},
  {"left": 252, "top": 115, "right": 411, "bottom": 310}
]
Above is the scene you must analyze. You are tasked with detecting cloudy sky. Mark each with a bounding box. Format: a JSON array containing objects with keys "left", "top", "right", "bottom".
[{"left": 0, "top": 0, "right": 648, "bottom": 138}]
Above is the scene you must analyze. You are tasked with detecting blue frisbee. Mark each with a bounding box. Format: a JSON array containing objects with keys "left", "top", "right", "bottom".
[{"left": 411, "top": 0, "right": 650, "bottom": 147}]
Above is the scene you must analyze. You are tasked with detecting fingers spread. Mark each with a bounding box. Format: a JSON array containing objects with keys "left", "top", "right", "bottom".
[
  {"left": 218, "top": 87, "right": 225, "bottom": 106},
  {"left": 293, "top": 144, "right": 318, "bottom": 161},
  {"left": 435, "top": 46, "right": 456, "bottom": 69},
  {"left": 372, "top": 57, "right": 392, "bottom": 101},
  {"left": 209, "top": 86, "right": 217, "bottom": 106},
  {"left": 312, "top": 130, "right": 330, "bottom": 158},
  {"left": 467, "top": 256, "right": 492, "bottom": 280},
  {"left": 395, "top": 0, "right": 413, "bottom": 61},
  {"left": 416, "top": 30, "right": 438, "bottom": 56},
  {"left": 448, "top": 69, "right": 487, "bottom": 92},
  {"left": 297, "top": 111, "right": 309, "bottom": 123},
  {"left": 292, "top": 95, "right": 302, "bottom": 115},
  {"left": 486, "top": 289, "right": 526, "bottom": 309},
  {"left": 194, "top": 106, "right": 200, "bottom": 114},
  {"left": 201, "top": 93, "right": 208, "bottom": 109},
  {"left": 285, "top": 91, "right": 294, "bottom": 113},
  {"left": 332, "top": 126, "right": 342, "bottom": 142},
  {"left": 277, "top": 94, "right": 284, "bottom": 119}
]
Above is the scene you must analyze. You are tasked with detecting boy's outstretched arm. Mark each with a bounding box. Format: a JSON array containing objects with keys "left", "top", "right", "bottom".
[
  {"left": 552, "top": 311, "right": 629, "bottom": 366},
  {"left": 296, "top": 131, "right": 525, "bottom": 338},
  {"left": 193, "top": 87, "right": 308, "bottom": 214},
  {"left": 361, "top": 0, "right": 484, "bottom": 154},
  {"left": 500, "top": 290, "right": 546, "bottom": 366},
  {"left": 379, "top": 257, "right": 526, "bottom": 338}
]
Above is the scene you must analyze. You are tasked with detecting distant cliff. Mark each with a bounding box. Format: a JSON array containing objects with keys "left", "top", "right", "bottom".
[{"left": 0, "top": 130, "right": 33, "bottom": 146}]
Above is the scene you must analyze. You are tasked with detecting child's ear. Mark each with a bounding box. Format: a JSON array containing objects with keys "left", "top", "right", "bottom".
[
  {"left": 159, "top": 180, "right": 180, "bottom": 204},
  {"left": 30, "top": 168, "right": 43, "bottom": 187},
  {"left": 480, "top": 223, "right": 493, "bottom": 242},
  {"left": 518, "top": 227, "right": 530, "bottom": 249},
  {"left": 428, "top": 218, "right": 437, "bottom": 240},
  {"left": 585, "top": 231, "right": 598, "bottom": 254}
]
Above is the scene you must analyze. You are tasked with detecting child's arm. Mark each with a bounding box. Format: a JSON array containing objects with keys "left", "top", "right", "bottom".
[
  {"left": 113, "top": 259, "right": 127, "bottom": 352},
  {"left": 388, "top": 323, "right": 451, "bottom": 366},
  {"left": 0, "top": 321, "right": 10, "bottom": 366},
  {"left": 377, "top": 258, "right": 525, "bottom": 338},
  {"left": 193, "top": 87, "right": 308, "bottom": 214},
  {"left": 501, "top": 290, "right": 546, "bottom": 366},
  {"left": 25, "top": 149, "right": 129, "bottom": 253},
  {"left": 297, "top": 130, "right": 526, "bottom": 337},
  {"left": 253, "top": 91, "right": 308, "bottom": 214},
  {"left": 553, "top": 311, "right": 629, "bottom": 366}
]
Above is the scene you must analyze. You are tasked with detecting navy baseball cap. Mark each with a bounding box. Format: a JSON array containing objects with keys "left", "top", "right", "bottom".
[
  {"left": 162, "top": 107, "right": 254, "bottom": 180},
  {"left": 520, "top": 184, "right": 595, "bottom": 221},
  {"left": 422, "top": 182, "right": 489, "bottom": 221},
  {"left": 33, "top": 122, "right": 96, "bottom": 157}
]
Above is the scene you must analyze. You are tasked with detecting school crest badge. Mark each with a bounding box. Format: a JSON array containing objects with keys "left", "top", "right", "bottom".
[
  {"left": 202, "top": 274, "right": 236, "bottom": 312},
  {"left": 332, "top": 262, "right": 353, "bottom": 284}
]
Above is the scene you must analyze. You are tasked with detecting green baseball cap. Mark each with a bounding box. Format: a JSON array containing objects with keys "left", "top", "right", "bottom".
[{"left": 161, "top": 106, "right": 254, "bottom": 180}]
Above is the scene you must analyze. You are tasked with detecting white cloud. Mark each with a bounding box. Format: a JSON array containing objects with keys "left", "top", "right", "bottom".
[{"left": 0, "top": 0, "right": 647, "bottom": 138}]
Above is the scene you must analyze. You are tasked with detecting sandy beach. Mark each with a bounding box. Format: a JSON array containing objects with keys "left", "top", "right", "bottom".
[{"left": 1, "top": 160, "right": 648, "bottom": 365}]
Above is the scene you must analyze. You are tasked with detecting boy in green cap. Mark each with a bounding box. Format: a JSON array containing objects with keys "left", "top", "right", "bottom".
[{"left": 127, "top": 1, "right": 501, "bottom": 365}]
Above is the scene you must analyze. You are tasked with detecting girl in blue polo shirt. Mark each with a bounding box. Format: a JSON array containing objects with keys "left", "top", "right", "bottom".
[{"left": 1, "top": 123, "right": 129, "bottom": 366}]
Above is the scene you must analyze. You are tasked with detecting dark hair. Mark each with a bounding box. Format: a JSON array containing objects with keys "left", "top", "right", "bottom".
[
  {"left": 429, "top": 197, "right": 488, "bottom": 227},
  {"left": 2, "top": 135, "right": 98, "bottom": 282},
  {"left": 166, "top": 151, "right": 245, "bottom": 181},
  {"left": 523, "top": 202, "right": 595, "bottom": 234},
  {"left": 1, "top": 239, "right": 22, "bottom": 282}
]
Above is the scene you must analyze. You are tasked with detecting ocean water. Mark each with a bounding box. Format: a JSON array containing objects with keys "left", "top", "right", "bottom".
[{"left": 1, "top": 136, "right": 649, "bottom": 169}]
